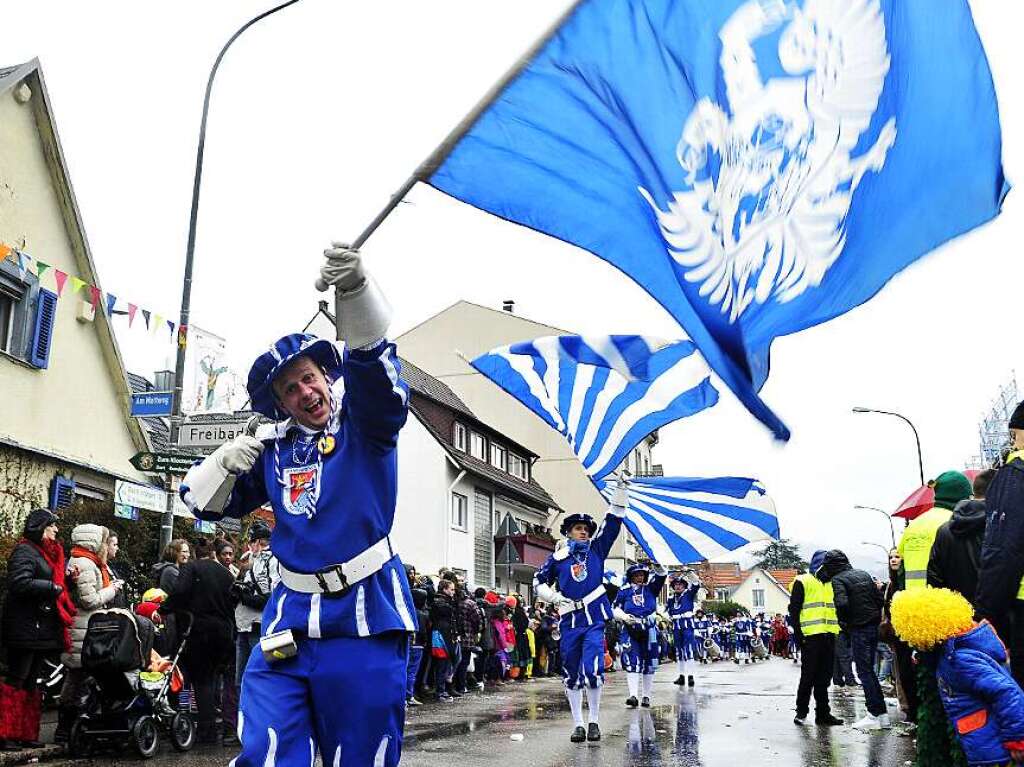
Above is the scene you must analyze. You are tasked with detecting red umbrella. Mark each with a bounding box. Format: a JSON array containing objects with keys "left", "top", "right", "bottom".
[{"left": 892, "top": 470, "right": 982, "bottom": 521}]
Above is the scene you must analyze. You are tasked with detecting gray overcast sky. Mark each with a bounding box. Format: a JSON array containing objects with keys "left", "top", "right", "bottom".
[{"left": 4, "top": 1, "right": 1021, "bottom": 573}]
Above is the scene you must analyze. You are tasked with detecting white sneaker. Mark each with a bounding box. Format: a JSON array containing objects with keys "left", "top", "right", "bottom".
[
  {"left": 852, "top": 714, "right": 882, "bottom": 731},
  {"left": 878, "top": 714, "right": 891, "bottom": 728}
]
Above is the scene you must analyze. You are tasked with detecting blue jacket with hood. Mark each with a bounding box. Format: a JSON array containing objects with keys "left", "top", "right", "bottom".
[{"left": 936, "top": 621, "right": 1024, "bottom": 766}]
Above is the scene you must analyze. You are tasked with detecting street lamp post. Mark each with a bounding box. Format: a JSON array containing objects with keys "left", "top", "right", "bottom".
[
  {"left": 854, "top": 505, "right": 897, "bottom": 549},
  {"left": 852, "top": 407, "right": 926, "bottom": 487},
  {"left": 159, "top": 0, "right": 304, "bottom": 552}
]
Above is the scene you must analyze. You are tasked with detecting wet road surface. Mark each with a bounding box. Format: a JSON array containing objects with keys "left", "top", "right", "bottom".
[{"left": 48, "top": 657, "right": 916, "bottom": 767}]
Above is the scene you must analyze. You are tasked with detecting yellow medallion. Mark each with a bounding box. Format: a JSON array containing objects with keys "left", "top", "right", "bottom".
[{"left": 318, "top": 435, "right": 336, "bottom": 456}]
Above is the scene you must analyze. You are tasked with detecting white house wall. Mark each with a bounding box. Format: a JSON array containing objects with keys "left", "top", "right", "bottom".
[
  {"left": 392, "top": 414, "right": 449, "bottom": 576},
  {"left": 730, "top": 570, "right": 792, "bottom": 617}
]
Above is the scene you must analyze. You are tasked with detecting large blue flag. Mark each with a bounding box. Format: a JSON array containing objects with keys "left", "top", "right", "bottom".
[
  {"left": 430, "top": 0, "right": 1009, "bottom": 440},
  {"left": 593, "top": 475, "right": 779, "bottom": 564},
  {"left": 470, "top": 335, "right": 718, "bottom": 480}
]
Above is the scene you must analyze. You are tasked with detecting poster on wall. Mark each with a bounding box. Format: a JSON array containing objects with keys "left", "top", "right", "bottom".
[{"left": 181, "top": 325, "right": 246, "bottom": 414}]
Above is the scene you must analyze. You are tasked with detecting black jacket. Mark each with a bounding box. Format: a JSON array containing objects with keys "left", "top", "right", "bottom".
[
  {"left": 977, "top": 460, "right": 1024, "bottom": 629},
  {"left": 161, "top": 559, "right": 235, "bottom": 636},
  {"left": 818, "top": 550, "right": 883, "bottom": 629},
  {"left": 928, "top": 499, "right": 986, "bottom": 605},
  {"left": 430, "top": 592, "right": 458, "bottom": 647},
  {"left": 1, "top": 541, "right": 65, "bottom": 651}
]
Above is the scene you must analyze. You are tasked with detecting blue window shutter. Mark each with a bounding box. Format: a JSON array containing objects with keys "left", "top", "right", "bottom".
[
  {"left": 49, "top": 476, "right": 76, "bottom": 509},
  {"left": 30, "top": 289, "right": 58, "bottom": 369}
]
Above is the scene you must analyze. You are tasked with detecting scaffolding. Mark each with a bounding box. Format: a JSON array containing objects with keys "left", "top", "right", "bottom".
[{"left": 975, "top": 374, "right": 1018, "bottom": 468}]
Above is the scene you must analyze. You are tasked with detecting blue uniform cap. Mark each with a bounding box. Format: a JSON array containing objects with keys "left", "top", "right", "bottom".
[
  {"left": 626, "top": 563, "right": 650, "bottom": 582},
  {"left": 560, "top": 512, "right": 597, "bottom": 537},
  {"left": 247, "top": 333, "right": 343, "bottom": 419}
]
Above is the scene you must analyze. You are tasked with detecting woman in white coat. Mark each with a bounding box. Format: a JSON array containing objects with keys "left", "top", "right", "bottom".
[{"left": 54, "top": 524, "right": 123, "bottom": 743}]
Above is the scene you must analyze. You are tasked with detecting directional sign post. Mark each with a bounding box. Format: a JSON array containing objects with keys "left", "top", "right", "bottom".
[
  {"left": 130, "top": 392, "right": 174, "bottom": 417},
  {"left": 129, "top": 452, "right": 202, "bottom": 476}
]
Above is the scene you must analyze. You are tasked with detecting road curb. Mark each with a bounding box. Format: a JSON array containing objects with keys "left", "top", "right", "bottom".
[{"left": 0, "top": 745, "right": 64, "bottom": 767}]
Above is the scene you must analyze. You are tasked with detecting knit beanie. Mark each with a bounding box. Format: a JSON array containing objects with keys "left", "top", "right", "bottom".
[
  {"left": 1011, "top": 401, "right": 1024, "bottom": 430},
  {"left": 23, "top": 508, "right": 58, "bottom": 544},
  {"left": 932, "top": 471, "right": 972, "bottom": 510}
]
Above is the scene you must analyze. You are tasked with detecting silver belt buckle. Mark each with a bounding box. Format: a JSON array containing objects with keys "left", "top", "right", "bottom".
[{"left": 315, "top": 565, "right": 350, "bottom": 596}]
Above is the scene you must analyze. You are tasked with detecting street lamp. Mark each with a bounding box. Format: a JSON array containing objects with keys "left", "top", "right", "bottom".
[
  {"left": 854, "top": 505, "right": 897, "bottom": 549},
  {"left": 852, "top": 407, "right": 926, "bottom": 487},
  {"left": 159, "top": 0, "right": 304, "bottom": 552},
  {"left": 860, "top": 541, "right": 891, "bottom": 557}
]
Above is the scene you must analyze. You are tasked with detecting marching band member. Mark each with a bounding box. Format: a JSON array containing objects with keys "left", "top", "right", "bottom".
[
  {"left": 180, "top": 245, "right": 413, "bottom": 767},
  {"left": 533, "top": 480, "right": 628, "bottom": 744},
  {"left": 614, "top": 563, "right": 668, "bottom": 708},
  {"left": 667, "top": 570, "right": 702, "bottom": 686}
]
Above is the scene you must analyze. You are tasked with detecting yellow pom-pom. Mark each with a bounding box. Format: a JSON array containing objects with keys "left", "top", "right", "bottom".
[{"left": 891, "top": 587, "right": 974, "bottom": 650}]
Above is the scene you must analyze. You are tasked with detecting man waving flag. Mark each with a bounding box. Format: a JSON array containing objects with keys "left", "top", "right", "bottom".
[{"left": 427, "top": 0, "right": 1008, "bottom": 440}]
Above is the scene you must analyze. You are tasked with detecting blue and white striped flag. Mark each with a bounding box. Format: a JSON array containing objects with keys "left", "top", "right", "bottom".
[
  {"left": 594, "top": 475, "right": 779, "bottom": 565},
  {"left": 469, "top": 335, "right": 718, "bottom": 480}
]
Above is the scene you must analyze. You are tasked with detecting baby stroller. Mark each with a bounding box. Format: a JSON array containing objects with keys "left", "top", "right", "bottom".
[{"left": 68, "top": 608, "right": 195, "bottom": 758}]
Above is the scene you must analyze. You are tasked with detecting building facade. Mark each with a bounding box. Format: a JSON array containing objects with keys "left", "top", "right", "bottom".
[{"left": 0, "top": 60, "right": 153, "bottom": 535}]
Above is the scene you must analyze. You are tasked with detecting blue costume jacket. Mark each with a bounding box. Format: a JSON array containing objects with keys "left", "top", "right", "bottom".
[
  {"left": 188, "top": 340, "right": 414, "bottom": 640},
  {"left": 936, "top": 621, "right": 1024, "bottom": 767},
  {"left": 534, "top": 507, "right": 624, "bottom": 629},
  {"left": 667, "top": 584, "right": 701, "bottom": 629}
]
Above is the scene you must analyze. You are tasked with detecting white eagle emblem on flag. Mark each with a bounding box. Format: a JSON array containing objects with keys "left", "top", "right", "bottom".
[{"left": 640, "top": 0, "right": 897, "bottom": 323}]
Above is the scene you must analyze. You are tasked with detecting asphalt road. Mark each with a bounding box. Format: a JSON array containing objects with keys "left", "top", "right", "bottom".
[{"left": 42, "top": 657, "right": 916, "bottom": 767}]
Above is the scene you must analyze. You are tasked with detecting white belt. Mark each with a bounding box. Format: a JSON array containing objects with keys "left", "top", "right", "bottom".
[
  {"left": 558, "top": 585, "right": 607, "bottom": 616},
  {"left": 278, "top": 536, "right": 394, "bottom": 595}
]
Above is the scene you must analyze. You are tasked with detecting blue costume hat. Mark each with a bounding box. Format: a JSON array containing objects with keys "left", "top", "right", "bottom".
[
  {"left": 626, "top": 563, "right": 651, "bottom": 583},
  {"left": 669, "top": 571, "right": 689, "bottom": 586},
  {"left": 559, "top": 512, "right": 597, "bottom": 537},
  {"left": 247, "top": 334, "right": 343, "bottom": 420},
  {"left": 809, "top": 549, "right": 827, "bottom": 579}
]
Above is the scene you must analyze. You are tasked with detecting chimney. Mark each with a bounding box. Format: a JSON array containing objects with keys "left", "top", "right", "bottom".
[
  {"left": 154, "top": 370, "right": 174, "bottom": 392},
  {"left": 502, "top": 299, "right": 515, "bottom": 313}
]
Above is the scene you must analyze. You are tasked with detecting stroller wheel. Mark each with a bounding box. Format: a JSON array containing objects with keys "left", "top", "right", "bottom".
[
  {"left": 132, "top": 716, "right": 160, "bottom": 759},
  {"left": 68, "top": 720, "right": 91, "bottom": 757},
  {"left": 170, "top": 712, "right": 196, "bottom": 752}
]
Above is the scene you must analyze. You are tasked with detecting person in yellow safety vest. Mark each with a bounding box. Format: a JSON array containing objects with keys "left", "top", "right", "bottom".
[
  {"left": 898, "top": 471, "right": 973, "bottom": 591},
  {"left": 977, "top": 401, "right": 1024, "bottom": 691},
  {"left": 788, "top": 550, "right": 843, "bottom": 727}
]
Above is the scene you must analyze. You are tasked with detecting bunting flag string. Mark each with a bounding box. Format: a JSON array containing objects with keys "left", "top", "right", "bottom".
[{"left": 1, "top": 241, "right": 177, "bottom": 344}]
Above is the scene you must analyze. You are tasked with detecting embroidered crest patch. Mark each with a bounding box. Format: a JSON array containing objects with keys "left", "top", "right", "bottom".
[
  {"left": 570, "top": 561, "right": 588, "bottom": 583},
  {"left": 282, "top": 465, "right": 318, "bottom": 517}
]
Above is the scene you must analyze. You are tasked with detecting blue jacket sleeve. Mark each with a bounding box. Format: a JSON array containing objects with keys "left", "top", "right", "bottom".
[
  {"left": 342, "top": 340, "right": 410, "bottom": 452},
  {"left": 947, "top": 647, "right": 1024, "bottom": 744},
  {"left": 191, "top": 457, "right": 269, "bottom": 522},
  {"left": 647, "top": 573, "right": 667, "bottom": 599},
  {"left": 591, "top": 505, "right": 625, "bottom": 561}
]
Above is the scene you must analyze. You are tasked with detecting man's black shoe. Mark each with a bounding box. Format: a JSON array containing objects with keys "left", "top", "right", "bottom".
[
  {"left": 626, "top": 696, "right": 639, "bottom": 708},
  {"left": 570, "top": 726, "right": 587, "bottom": 743},
  {"left": 587, "top": 723, "right": 601, "bottom": 742},
  {"left": 687, "top": 675, "right": 695, "bottom": 686},
  {"left": 640, "top": 696, "right": 651, "bottom": 708},
  {"left": 673, "top": 675, "right": 685, "bottom": 685},
  {"left": 815, "top": 714, "right": 844, "bottom": 726},
  {"left": 449, "top": 689, "right": 464, "bottom": 698}
]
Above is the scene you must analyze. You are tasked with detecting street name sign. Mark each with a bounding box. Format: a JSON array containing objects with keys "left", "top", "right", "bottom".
[
  {"left": 129, "top": 451, "right": 201, "bottom": 476},
  {"left": 114, "top": 479, "right": 166, "bottom": 513},
  {"left": 178, "top": 416, "right": 251, "bottom": 449},
  {"left": 130, "top": 391, "right": 173, "bottom": 417}
]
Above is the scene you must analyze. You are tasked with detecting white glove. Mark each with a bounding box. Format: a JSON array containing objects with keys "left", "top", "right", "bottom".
[
  {"left": 651, "top": 562, "right": 667, "bottom": 576},
  {"left": 611, "top": 476, "right": 629, "bottom": 508},
  {"left": 216, "top": 435, "right": 264, "bottom": 475},
  {"left": 315, "top": 242, "right": 366, "bottom": 293}
]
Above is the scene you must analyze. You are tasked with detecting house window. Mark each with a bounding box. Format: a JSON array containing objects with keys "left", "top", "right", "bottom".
[
  {"left": 508, "top": 453, "right": 528, "bottom": 481},
  {"left": 490, "top": 443, "right": 506, "bottom": 471},
  {"left": 470, "top": 432, "right": 487, "bottom": 461},
  {"left": 752, "top": 589, "right": 765, "bottom": 608},
  {"left": 451, "top": 492, "right": 468, "bottom": 531},
  {"left": 0, "top": 261, "right": 50, "bottom": 366},
  {"left": 715, "top": 588, "right": 730, "bottom": 601},
  {"left": 453, "top": 422, "right": 467, "bottom": 451}
]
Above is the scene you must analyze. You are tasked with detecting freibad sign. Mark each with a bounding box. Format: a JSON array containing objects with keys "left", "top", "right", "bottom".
[{"left": 179, "top": 418, "right": 249, "bottom": 449}]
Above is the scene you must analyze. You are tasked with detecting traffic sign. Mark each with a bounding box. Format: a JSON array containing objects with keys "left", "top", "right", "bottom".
[
  {"left": 129, "top": 451, "right": 202, "bottom": 476},
  {"left": 130, "top": 392, "right": 173, "bottom": 417}
]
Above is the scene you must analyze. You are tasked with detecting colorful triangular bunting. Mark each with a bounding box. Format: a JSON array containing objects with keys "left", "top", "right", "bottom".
[
  {"left": 53, "top": 270, "right": 68, "bottom": 298},
  {"left": 127, "top": 303, "right": 138, "bottom": 327},
  {"left": 141, "top": 309, "right": 151, "bottom": 329}
]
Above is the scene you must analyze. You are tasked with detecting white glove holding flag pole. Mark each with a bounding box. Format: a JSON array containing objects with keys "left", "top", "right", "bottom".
[
  {"left": 182, "top": 422, "right": 264, "bottom": 516},
  {"left": 314, "top": 243, "right": 392, "bottom": 349},
  {"left": 611, "top": 474, "right": 629, "bottom": 509}
]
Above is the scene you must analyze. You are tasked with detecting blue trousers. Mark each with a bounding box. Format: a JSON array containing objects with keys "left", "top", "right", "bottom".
[
  {"left": 237, "top": 632, "right": 407, "bottom": 767},
  {"left": 406, "top": 643, "right": 423, "bottom": 699},
  {"left": 673, "top": 627, "right": 697, "bottom": 662},
  {"left": 620, "top": 632, "right": 658, "bottom": 675},
  {"left": 561, "top": 623, "right": 605, "bottom": 689}
]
